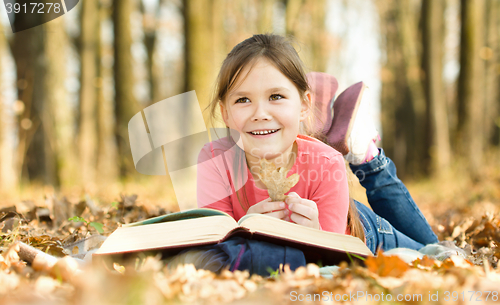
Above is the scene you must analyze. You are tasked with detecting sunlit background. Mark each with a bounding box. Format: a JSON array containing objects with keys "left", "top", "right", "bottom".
[{"left": 0, "top": 0, "right": 498, "bottom": 205}]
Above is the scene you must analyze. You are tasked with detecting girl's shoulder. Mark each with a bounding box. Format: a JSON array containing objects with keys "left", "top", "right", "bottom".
[
  {"left": 199, "top": 137, "right": 238, "bottom": 159},
  {"left": 296, "top": 134, "right": 343, "bottom": 163}
]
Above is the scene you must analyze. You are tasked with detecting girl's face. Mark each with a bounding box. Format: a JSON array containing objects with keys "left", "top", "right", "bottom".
[{"left": 220, "top": 57, "right": 310, "bottom": 166}]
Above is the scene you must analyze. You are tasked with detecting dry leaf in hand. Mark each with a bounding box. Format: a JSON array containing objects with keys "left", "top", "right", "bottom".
[{"left": 257, "top": 159, "right": 300, "bottom": 202}]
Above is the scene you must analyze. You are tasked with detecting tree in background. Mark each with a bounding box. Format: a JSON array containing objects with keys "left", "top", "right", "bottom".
[
  {"left": 113, "top": 0, "right": 140, "bottom": 177},
  {"left": 141, "top": 0, "right": 164, "bottom": 106},
  {"left": 78, "top": 0, "right": 100, "bottom": 185},
  {"left": 0, "top": 19, "right": 17, "bottom": 190},
  {"left": 483, "top": 0, "right": 499, "bottom": 148},
  {"left": 10, "top": 22, "right": 43, "bottom": 184},
  {"left": 43, "top": 15, "right": 78, "bottom": 187},
  {"left": 376, "top": 0, "right": 428, "bottom": 178},
  {"left": 422, "top": 0, "right": 451, "bottom": 176},
  {"left": 457, "top": 0, "right": 485, "bottom": 179},
  {"left": 285, "top": 0, "right": 329, "bottom": 72},
  {"left": 257, "top": 0, "right": 276, "bottom": 34},
  {"left": 183, "top": 0, "right": 226, "bottom": 130},
  {"left": 0, "top": 0, "right": 498, "bottom": 188},
  {"left": 97, "top": 0, "right": 119, "bottom": 185}
]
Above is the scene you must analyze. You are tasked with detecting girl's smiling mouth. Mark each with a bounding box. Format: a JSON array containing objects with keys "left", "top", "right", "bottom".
[{"left": 247, "top": 128, "right": 281, "bottom": 137}]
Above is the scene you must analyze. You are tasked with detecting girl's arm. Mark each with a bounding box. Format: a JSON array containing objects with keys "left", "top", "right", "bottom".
[
  {"left": 197, "top": 146, "right": 234, "bottom": 217},
  {"left": 284, "top": 153, "right": 349, "bottom": 233},
  {"left": 310, "top": 153, "right": 349, "bottom": 233}
]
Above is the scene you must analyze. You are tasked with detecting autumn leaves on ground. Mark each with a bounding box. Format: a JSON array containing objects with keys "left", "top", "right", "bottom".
[{"left": 0, "top": 166, "right": 499, "bottom": 304}]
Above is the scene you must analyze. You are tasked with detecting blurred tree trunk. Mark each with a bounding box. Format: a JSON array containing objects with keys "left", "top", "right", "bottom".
[
  {"left": 29, "top": 35, "right": 50, "bottom": 184},
  {"left": 307, "top": 0, "right": 328, "bottom": 72},
  {"left": 457, "top": 0, "right": 485, "bottom": 179},
  {"left": 285, "top": 0, "right": 303, "bottom": 36},
  {"left": 10, "top": 23, "right": 42, "bottom": 183},
  {"left": 44, "top": 17, "right": 77, "bottom": 187},
  {"left": 212, "top": 0, "right": 225, "bottom": 78},
  {"left": 97, "top": 0, "right": 118, "bottom": 184},
  {"left": 285, "top": 0, "right": 328, "bottom": 72},
  {"left": 0, "top": 20, "right": 17, "bottom": 189},
  {"left": 257, "top": 0, "right": 275, "bottom": 33},
  {"left": 377, "top": 0, "right": 426, "bottom": 178},
  {"left": 493, "top": 0, "right": 500, "bottom": 146},
  {"left": 141, "top": 0, "right": 162, "bottom": 105},
  {"left": 113, "top": 0, "right": 140, "bottom": 177},
  {"left": 395, "top": 0, "right": 428, "bottom": 176},
  {"left": 183, "top": 0, "right": 221, "bottom": 129},
  {"left": 376, "top": 1, "right": 399, "bottom": 174},
  {"left": 11, "top": 17, "right": 73, "bottom": 186},
  {"left": 12, "top": 16, "right": 76, "bottom": 187},
  {"left": 422, "top": 0, "right": 451, "bottom": 176},
  {"left": 483, "top": 0, "right": 499, "bottom": 146},
  {"left": 78, "top": 0, "right": 99, "bottom": 185}
]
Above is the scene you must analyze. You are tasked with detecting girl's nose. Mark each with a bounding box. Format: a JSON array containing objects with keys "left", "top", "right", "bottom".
[{"left": 251, "top": 101, "right": 272, "bottom": 121}]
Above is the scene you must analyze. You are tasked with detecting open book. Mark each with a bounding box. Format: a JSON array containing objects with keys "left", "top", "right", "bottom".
[{"left": 94, "top": 208, "right": 373, "bottom": 265}]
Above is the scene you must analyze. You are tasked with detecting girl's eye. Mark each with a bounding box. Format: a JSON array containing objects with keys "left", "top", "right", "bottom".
[
  {"left": 235, "top": 97, "right": 250, "bottom": 104},
  {"left": 270, "top": 94, "right": 283, "bottom": 100}
]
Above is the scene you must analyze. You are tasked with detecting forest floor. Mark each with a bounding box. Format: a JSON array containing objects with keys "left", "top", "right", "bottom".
[{"left": 0, "top": 160, "right": 500, "bottom": 304}]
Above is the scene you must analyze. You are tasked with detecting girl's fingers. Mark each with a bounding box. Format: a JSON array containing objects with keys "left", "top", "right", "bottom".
[
  {"left": 289, "top": 204, "right": 313, "bottom": 220},
  {"left": 263, "top": 209, "right": 288, "bottom": 220},
  {"left": 285, "top": 192, "right": 300, "bottom": 202},
  {"left": 292, "top": 198, "right": 315, "bottom": 208},
  {"left": 266, "top": 201, "right": 286, "bottom": 213},
  {"left": 288, "top": 200, "right": 317, "bottom": 219},
  {"left": 285, "top": 197, "right": 300, "bottom": 205},
  {"left": 289, "top": 212, "right": 311, "bottom": 227},
  {"left": 249, "top": 198, "right": 286, "bottom": 214},
  {"left": 283, "top": 195, "right": 320, "bottom": 230}
]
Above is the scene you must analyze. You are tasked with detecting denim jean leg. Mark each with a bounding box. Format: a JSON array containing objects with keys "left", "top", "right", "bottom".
[
  {"left": 355, "top": 200, "right": 425, "bottom": 253},
  {"left": 350, "top": 149, "right": 438, "bottom": 245}
]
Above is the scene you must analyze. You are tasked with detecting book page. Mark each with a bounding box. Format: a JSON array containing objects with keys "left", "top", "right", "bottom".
[
  {"left": 96, "top": 215, "right": 238, "bottom": 255},
  {"left": 238, "top": 214, "right": 372, "bottom": 256},
  {"left": 124, "top": 208, "right": 231, "bottom": 227}
]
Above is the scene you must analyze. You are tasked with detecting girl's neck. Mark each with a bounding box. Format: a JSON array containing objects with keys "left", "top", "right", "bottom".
[{"left": 245, "top": 141, "right": 298, "bottom": 178}]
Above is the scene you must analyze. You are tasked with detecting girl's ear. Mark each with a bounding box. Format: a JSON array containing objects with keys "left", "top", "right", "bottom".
[
  {"left": 299, "top": 91, "right": 312, "bottom": 121},
  {"left": 219, "top": 102, "right": 229, "bottom": 126}
]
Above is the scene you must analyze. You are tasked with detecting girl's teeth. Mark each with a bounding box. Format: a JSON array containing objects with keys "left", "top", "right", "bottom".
[{"left": 251, "top": 129, "right": 277, "bottom": 135}]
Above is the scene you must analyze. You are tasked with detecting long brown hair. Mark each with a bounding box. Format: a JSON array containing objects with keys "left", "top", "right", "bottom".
[{"left": 204, "top": 34, "right": 364, "bottom": 241}]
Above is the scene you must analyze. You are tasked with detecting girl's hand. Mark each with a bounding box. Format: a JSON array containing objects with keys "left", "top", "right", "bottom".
[
  {"left": 285, "top": 192, "right": 320, "bottom": 230},
  {"left": 247, "top": 197, "right": 288, "bottom": 220}
]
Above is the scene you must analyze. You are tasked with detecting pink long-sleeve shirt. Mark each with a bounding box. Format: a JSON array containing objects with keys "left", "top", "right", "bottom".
[{"left": 196, "top": 134, "right": 350, "bottom": 234}]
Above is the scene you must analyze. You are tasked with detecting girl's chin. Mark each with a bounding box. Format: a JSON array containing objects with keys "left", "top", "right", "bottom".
[
  {"left": 243, "top": 143, "right": 295, "bottom": 159},
  {"left": 246, "top": 150, "right": 289, "bottom": 163}
]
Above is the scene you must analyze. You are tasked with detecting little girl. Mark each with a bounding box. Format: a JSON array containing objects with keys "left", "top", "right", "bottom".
[
  {"left": 189, "top": 34, "right": 437, "bottom": 274},
  {"left": 198, "top": 33, "right": 353, "bottom": 234}
]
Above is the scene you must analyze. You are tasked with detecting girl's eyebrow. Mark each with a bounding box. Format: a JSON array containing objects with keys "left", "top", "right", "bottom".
[
  {"left": 228, "top": 87, "right": 290, "bottom": 98},
  {"left": 267, "top": 86, "right": 290, "bottom": 93}
]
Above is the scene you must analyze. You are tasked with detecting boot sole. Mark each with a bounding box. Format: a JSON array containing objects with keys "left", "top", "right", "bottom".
[{"left": 327, "top": 82, "right": 366, "bottom": 155}]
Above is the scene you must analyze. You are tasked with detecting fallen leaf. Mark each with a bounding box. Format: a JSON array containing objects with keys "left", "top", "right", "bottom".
[
  {"left": 1, "top": 243, "right": 21, "bottom": 270},
  {"left": 365, "top": 252, "right": 410, "bottom": 277},
  {"left": 442, "top": 255, "right": 474, "bottom": 269},
  {"left": 414, "top": 255, "right": 440, "bottom": 268}
]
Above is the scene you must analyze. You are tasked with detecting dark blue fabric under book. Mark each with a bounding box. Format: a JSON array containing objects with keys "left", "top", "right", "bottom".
[{"left": 167, "top": 236, "right": 306, "bottom": 276}]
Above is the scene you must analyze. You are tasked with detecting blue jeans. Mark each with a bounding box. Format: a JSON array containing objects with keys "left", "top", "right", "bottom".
[{"left": 350, "top": 149, "right": 438, "bottom": 254}]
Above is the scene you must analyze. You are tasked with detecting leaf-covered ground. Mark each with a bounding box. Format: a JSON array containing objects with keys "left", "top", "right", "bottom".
[{"left": 1, "top": 168, "right": 500, "bottom": 304}]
